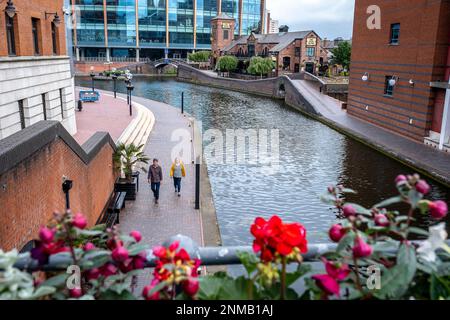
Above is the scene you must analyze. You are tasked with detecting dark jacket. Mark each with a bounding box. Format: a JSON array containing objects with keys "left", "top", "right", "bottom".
[{"left": 148, "top": 164, "right": 163, "bottom": 183}]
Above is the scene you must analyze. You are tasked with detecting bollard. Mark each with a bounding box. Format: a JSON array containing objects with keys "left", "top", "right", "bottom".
[
  {"left": 195, "top": 162, "right": 200, "bottom": 210},
  {"left": 181, "top": 91, "right": 184, "bottom": 114}
]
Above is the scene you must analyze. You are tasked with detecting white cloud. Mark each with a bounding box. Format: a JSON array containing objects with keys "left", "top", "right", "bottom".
[{"left": 266, "top": 0, "right": 355, "bottom": 39}]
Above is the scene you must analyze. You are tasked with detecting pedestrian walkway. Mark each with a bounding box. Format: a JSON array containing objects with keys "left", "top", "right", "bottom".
[
  {"left": 73, "top": 88, "right": 136, "bottom": 145},
  {"left": 292, "top": 79, "right": 450, "bottom": 186},
  {"left": 116, "top": 94, "right": 204, "bottom": 290}
]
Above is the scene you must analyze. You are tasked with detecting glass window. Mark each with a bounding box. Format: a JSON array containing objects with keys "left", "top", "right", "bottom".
[
  {"left": 138, "top": 0, "right": 167, "bottom": 47},
  {"left": 390, "top": 23, "right": 400, "bottom": 44},
  {"left": 32, "top": 18, "right": 40, "bottom": 55},
  {"left": 6, "top": 14, "right": 16, "bottom": 55},
  {"left": 107, "top": 0, "right": 137, "bottom": 46},
  {"left": 384, "top": 76, "right": 395, "bottom": 96},
  {"left": 306, "top": 47, "right": 315, "bottom": 57}
]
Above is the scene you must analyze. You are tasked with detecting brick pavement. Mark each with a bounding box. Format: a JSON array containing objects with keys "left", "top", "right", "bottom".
[{"left": 73, "top": 88, "right": 136, "bottom": 145}]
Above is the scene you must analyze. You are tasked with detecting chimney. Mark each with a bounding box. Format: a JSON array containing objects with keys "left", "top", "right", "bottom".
[{"left": 279, "top": 25, "right": 289, "bottom": 33}]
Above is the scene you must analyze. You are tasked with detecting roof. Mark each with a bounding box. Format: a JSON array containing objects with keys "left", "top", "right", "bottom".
[
  {"left": 222, "top": 30, "right": 316, "bottom": 53},
  {"left": 211, "top": 13, "right": 235, "bottom": 20}
]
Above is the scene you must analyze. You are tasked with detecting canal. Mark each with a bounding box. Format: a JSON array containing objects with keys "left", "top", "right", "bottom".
[{"left": 76, "top": 76, "right": 450, "bottom": 246}]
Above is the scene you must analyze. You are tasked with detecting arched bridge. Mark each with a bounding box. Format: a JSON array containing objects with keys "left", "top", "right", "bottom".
[{"left": 149, "top": 58, "right": 187, "bottom": 69}]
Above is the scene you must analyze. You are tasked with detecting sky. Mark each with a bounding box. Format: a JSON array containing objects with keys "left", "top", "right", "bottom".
[{"left": 266, "top": 0, "right": 355, "bottom": 40}]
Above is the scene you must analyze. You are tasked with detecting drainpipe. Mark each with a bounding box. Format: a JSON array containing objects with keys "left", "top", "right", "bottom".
[{"left": 438, "top": 78, "right": 450, "bottom": 150}]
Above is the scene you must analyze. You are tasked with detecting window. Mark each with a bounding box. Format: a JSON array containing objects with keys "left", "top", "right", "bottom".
[
  {"left": 59, "top": 89, "right": 65, "bottom": 119},
  {"left": 390, "top": 23, "right": 400, "bottom": 44},
  {"left": 32, "top": 18, "right": 40, "bottom": 55},
  {"left": 223, "top": 29, "right": 229, "bottom": 40},
  {"left": 6, "top": 14, "right": 16, "bottom": 55},
  {"left": 384, "top": 76, "right": 395, "bottom": 96},
  {"left": 41, "top": 94, "right": 47, "bottom": 120},
  {"left": 295, "top": 47, "right": 301, "bottom": 57},
  {"left": 18, "top": 100, "right": 25, "bottom": 129},
  {"left": 306, "top": 47, "right": 315, "bottom": 57},
  {"left": 51, "top": 22, "right": 58, "bottom": 54}
]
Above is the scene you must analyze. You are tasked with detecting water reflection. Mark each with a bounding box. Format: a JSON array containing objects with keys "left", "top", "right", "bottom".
[{"left": 76, "top": 77, "right": 450, "bottom": 246}]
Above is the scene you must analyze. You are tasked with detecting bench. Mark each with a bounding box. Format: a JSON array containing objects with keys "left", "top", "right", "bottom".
[{"left": 96, "top": 191, "right": 127, "bottom": 228}]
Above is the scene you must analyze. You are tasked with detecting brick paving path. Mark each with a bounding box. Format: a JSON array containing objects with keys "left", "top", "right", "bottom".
[
  {"left": 116, "top": 94, "right": 203, "bottom": 292},
  {"left": 73, "top": 88, "right": 136, "bottom": 145},
  {"left": 293, "top": 80, "right": 450, "bottom": 186}
]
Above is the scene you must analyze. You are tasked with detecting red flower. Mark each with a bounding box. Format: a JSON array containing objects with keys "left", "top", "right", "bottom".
[
  {"left": 312, "top": 274, "right": 340, "bottom": 297},
  {"left": 251, "top": 215, "right": 308, "bottom": 262},
  {"left": 39, "top": 227, "right": 54, "bottom": 244},
  {"left": 352, "top": 237, "right": 373, "bottom": 258},
  {"left": 111, "top": 246, "right": 129, "bottom": 262},
  {"left": 329, "top": 224, "right": 346, "bottom": 243},
  {"left": 182, "top": 278, "right": 200, "bottom": 297},
  {"left": 343, "top": 205, "right": 356, "bottom": 217},
  {"left": 72, "top": 213, "right": 88, "bottom": 229},
  {"left": 322, "top": 258, "right": 350, "bottom": 281},
  {"left": 143, "top": 281, "right": 160, "bottom": 300},
  {"left": 429, "top": 200, "right": 448, "bottom": 220},
  {"left": 374, "top": 214, "right": 390, "bottom": 227},
  {"left": 130, "top": 230, "right": 142, "bottom": 242},
  {"left": 415, "top": 180, "right": 430, "bottom": 195}
]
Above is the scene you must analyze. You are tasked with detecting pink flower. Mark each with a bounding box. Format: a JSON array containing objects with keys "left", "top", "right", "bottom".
[
  {"left": 323, "top": 258, "right": 350, "bottom": 281},
  {"left": 100, "top": 263, "right": 118, "bottom": 277},
  {"left": 352, "top": 237, "right": 373, "bottom": 258},
  {"left": 130, "top": 230, "right": 142, "bottom": 242},
  {"left": 374, "top": 214, "right": 390, "bottom": 227},
  {"left": 152, "top": 246, "right": 167, "bottom": 259},
  {"left": 86, "top": 268, "right": 101, "bottom": 280},
  {"left": 83, "top": 242, "right": 96, "bottom": 251},
  {"left": 429, "top": 201, "right": 448, "bottom": 220},
  {"left": 133, "top": 252, "right": 147, "bottom": 270},
  {"left": 182, "top": 278, "right": 200, "bottom": 297},
  {"left": 312, "top": 274, "right": 340, "bottom": 297},
  {"left": 111, "top": 246, "right": 129, "bottom": 262},
  {"left": 39, "top": 227, "right": 54, "bottom": 244},
  {"left": 69, "top": 288, "right": 83, "bottom": 298},
  {"left": 395, "top": 175, "right": 407, "bottom": 184},
  {"left": 72, "top": 213, "right": 88, "bottom": 229},
  {"left": 329, "top": 224, "right": 346, "bottom": 243},
  {"left": 343, "top": 204, "right": 356, "bottom": 217},
  {"left": 415, "top": 180, "right": 430, "bottom": 195},
  {"left": 143, "top": 283, "right": 160, "bottom": 300}
]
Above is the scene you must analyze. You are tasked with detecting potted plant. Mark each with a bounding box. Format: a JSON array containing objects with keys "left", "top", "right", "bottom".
[{"left": 113, "top": 143, "right": 150, "bottom": 200}]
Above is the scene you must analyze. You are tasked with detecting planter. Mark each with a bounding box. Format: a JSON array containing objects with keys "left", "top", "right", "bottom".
[{"left": 115, "top": 177, "right": 137, "bottom": 200}]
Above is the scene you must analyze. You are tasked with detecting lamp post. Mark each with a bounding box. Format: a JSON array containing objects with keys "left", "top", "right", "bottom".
[
  {"left": 62, "top": 177, "right": 73, "bottom": 210},
  {"left": 89, "top": 66, "right": 95, "bottom": 92},
  {"left": 111, "top": 68, "right": 117, "bottom": 98},
  {"left": 125, "top": 72, "right": 134, "bottom": 116},
  {"left": 5, "top": 0, "right": 16, "bottom": 18}
]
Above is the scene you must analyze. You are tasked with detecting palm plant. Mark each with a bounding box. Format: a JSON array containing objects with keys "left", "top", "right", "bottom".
[{"left": 113, "top": 143, "right": 150, "bottom": 182}]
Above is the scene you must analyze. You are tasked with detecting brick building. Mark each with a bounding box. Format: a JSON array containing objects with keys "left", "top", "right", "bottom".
[
  {"left": 0, "top": 0, "right": 76, "bottom": 140},
  {"left": 348, "top": 0, "right": 450, "bottom": 149},
  {"left": 213, "top": 21, "right": 329, "bottom": 75}
]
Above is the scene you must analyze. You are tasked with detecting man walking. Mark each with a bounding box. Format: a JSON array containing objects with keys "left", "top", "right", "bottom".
[{"left": 148, "top": 158, "right": 163, "bottom": 204}]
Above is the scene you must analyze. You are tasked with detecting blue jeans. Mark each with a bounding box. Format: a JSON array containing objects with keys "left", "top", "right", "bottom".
[
  {"left": 151, "top": 182, "right": 160, "bottom": 200},
  {"left": 173, "top": 177, "right": 182, "bottom": 192}
]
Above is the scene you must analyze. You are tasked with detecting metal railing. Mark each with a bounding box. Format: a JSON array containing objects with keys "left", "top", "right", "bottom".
[{"left": 79, "top": 57, "right": 151, "bottom": 63}]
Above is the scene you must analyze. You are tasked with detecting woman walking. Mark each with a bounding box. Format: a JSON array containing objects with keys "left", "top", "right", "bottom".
[{"left": 170, "top": 157, "right": 186, "bottom": 197}]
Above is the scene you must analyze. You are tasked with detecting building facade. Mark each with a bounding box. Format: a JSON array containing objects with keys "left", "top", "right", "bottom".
[
  {"left": 348, "top": 0, "right": 450, "bottom": 149},
  {"left": 72, "top": 0, "right": 265, "bottom": 61},
  {"left": 266, "top": 11, "right": 278, "bottom": 34},
  {"left": 218, "top": 26, "right": 328, "bottom": 75},
  {"left": 0, "top": 0, "right": 77, "bottom": 140}
]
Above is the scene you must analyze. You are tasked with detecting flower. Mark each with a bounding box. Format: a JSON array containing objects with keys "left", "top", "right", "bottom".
[
  {"left": 39, "top": 227, "right": 54, "bottom": 244},
  {"left": 100, "top": 263, "right": 118, "bottom": 277},
  {"left": 130, "top": 230, "right": 142, "bottom": 242},
  {"left": 86, "top": 268, "right": 101, "bottom": 280},
  {"left": 374, "top": 214, "right": 390, "bottom": 227},
  {"left": 111, "top": 246, "right": 129, "bottom": 262},
  {"left": 322, "top": 258, "right": 350, "bottom": 281},
  {"left": 395, "top": 175, "right": 407, "bottom": 184},
  {"left": 251, "top": 215, "right": 308, "bottom": 262},
  {"left": 83, "top": 242, "right": 96, "bottom": 251},
  {"left": 69, "top": 288, "right": 83, "bottom": 298},
  {"left": 429, "top": 201, "right": 448, "bottom": 220},
  {"left": 132, "top": 252, "right": 147, "bottom": 270},
  {"left": 143, "top": 281, "right": 160, "bottom": 300},
  {"left": 417, "top": 223, "right": 449, "bottom": 262},
  {"left": 312, "top": 274, "right": 340, "bottom": 297},
  {"left": 415, "top": 180, "right": 430, "bottom": 195},
  {"left": 329, "top": 224, "right": 346, "bottom": 243},
  {"left": 352, "top": 237, "right": 373, "bottom": 258},
  {"left": 343, "top": 205, "right": 356, "bottom": 217},
  {"left": 72, "top": 213, "right": 88, "bottom": 229},
  {"left": 182, "top": 278, "right": 200, "bottom": 296}
]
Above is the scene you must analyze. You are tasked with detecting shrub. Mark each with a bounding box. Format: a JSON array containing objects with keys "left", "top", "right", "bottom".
[
  {"left": 216, "top": 55, "right": 238, "bottom": 73},
  {"left": 247, "top": 57, "right": 275, "bottom": 78},
  {"left": 188, "top": 51, "right": 211, "bottom": 62}
]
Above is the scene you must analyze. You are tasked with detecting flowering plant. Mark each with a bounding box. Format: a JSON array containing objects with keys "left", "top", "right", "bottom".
[{"left": 306, "top": 174, "right": 450, "bottom": 300}]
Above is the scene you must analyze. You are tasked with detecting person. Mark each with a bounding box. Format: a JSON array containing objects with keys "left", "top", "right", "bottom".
[
  {"left": 170, "top": 157, "right": 186, "bottom": 197},
  {"left": 148, "top": 158, "right": 163, "bottom": 204}
]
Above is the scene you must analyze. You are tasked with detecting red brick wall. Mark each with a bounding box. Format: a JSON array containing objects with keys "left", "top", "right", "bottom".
[
  {"left": 0, "top": 139, "right": 116, "bottom": 251},
  {"left": 75, "top": 62, "right": 142, "bottom": 74},
  {"left": 0, "top": 0, "right": 67, "bottom": 57},
  {"left": 348, "top": 0, "right": 450, "bottom": 141}
]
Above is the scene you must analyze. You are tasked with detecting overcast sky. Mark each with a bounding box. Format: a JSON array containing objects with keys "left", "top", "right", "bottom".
[{"left": 266, "top": 0, "right": 355, "bottom": 40}]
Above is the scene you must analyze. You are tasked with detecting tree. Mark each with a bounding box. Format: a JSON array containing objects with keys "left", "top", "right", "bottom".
[
  {"left": 216, "top": 56, "right": 238, "bottom": 74},
  {"left": 247, "top": 57, "right": 275, "bottom": 78},
  {"left": 330, "top": 42, "right": 352, "bottom": 71},
  {"left": 188, "top": 51, "right": 211, "bottom": 62}
]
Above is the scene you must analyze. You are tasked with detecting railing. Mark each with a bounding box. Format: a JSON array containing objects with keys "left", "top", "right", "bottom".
[
  {"left": 10, "top": 234, "right": 448, "bottom": 272},
  {"left": 79, "top": 57, "right": 151, "bottom": 63}
]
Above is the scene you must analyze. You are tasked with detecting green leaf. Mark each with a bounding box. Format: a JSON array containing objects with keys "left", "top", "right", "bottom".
[
  {"left": 127, "top": 243, "right": 149, "bottom": 256},
  {"left": 336, "top": 231, "right": 355, "bottom": 253},
  {"left": 40, "top": 273, "right": 69, "bottom": 288},
  {"left": 430, "top": 273, "right": 450, "bottom": 300},
  {"left": 320, "top": 194, "right": 336, "bottom": 205},
  {"left": 341, "top": 188, "right": 357, "bottom": 194},
  {"left": 374, "top": 243, "right": 417, "bottom": 299},
  {"left": 373, "top": 196, "right": 403, "bottom": 209},
  {"left": 76, "top": 229, "right": 103, "bottom": 237},
  {"left": 285, "top": 264, "right": 312, "bottom": 287},
  {"left": 237, "top": 251, "right": 259, "bottom": 276},
  {"left": 407, "top": 227, "right": 429, "bottom": 237},
  {"left": 346, "top": 203, "right": 371, "bottom": 216},
  {"left": 198, "top": 276, "right": 228, "bottom": 300},
  {"left": 408, "top": 189, "right": 423, "bottom": 209},
  {"left": 99, "top": 289, "right": 137, "bottom": 300}
]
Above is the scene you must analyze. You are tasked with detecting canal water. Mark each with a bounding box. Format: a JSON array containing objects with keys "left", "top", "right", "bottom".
[{"left": 76, "top": 77, "right": 450, "bottom": 247}]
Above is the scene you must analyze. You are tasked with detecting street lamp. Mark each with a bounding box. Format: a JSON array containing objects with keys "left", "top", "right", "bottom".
[
  {"left": 45, "top": 11, "right": 61, "bottom": 27},
  {"left": 4, "top": 0, "right": 16, "bottom": 18},
  {"left": 125, "top": 72, "right": 134, "bottom": 116},
  {"left": 90, "top": 66, "right": 95, "bottom": 92},
  {"left": 111, "top": 67, "right": 118, "bottom": 98}
]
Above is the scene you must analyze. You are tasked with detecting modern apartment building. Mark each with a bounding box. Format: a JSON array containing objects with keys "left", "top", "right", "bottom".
[
  {"left": 0, "top": 0, "right": 77, "bottom": 140},
  {"left": 348, "top": 0, "right": 450, "bottom": 150},
  {"left": 71, "top": 0, "right": 266, "bottom": 61}
]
